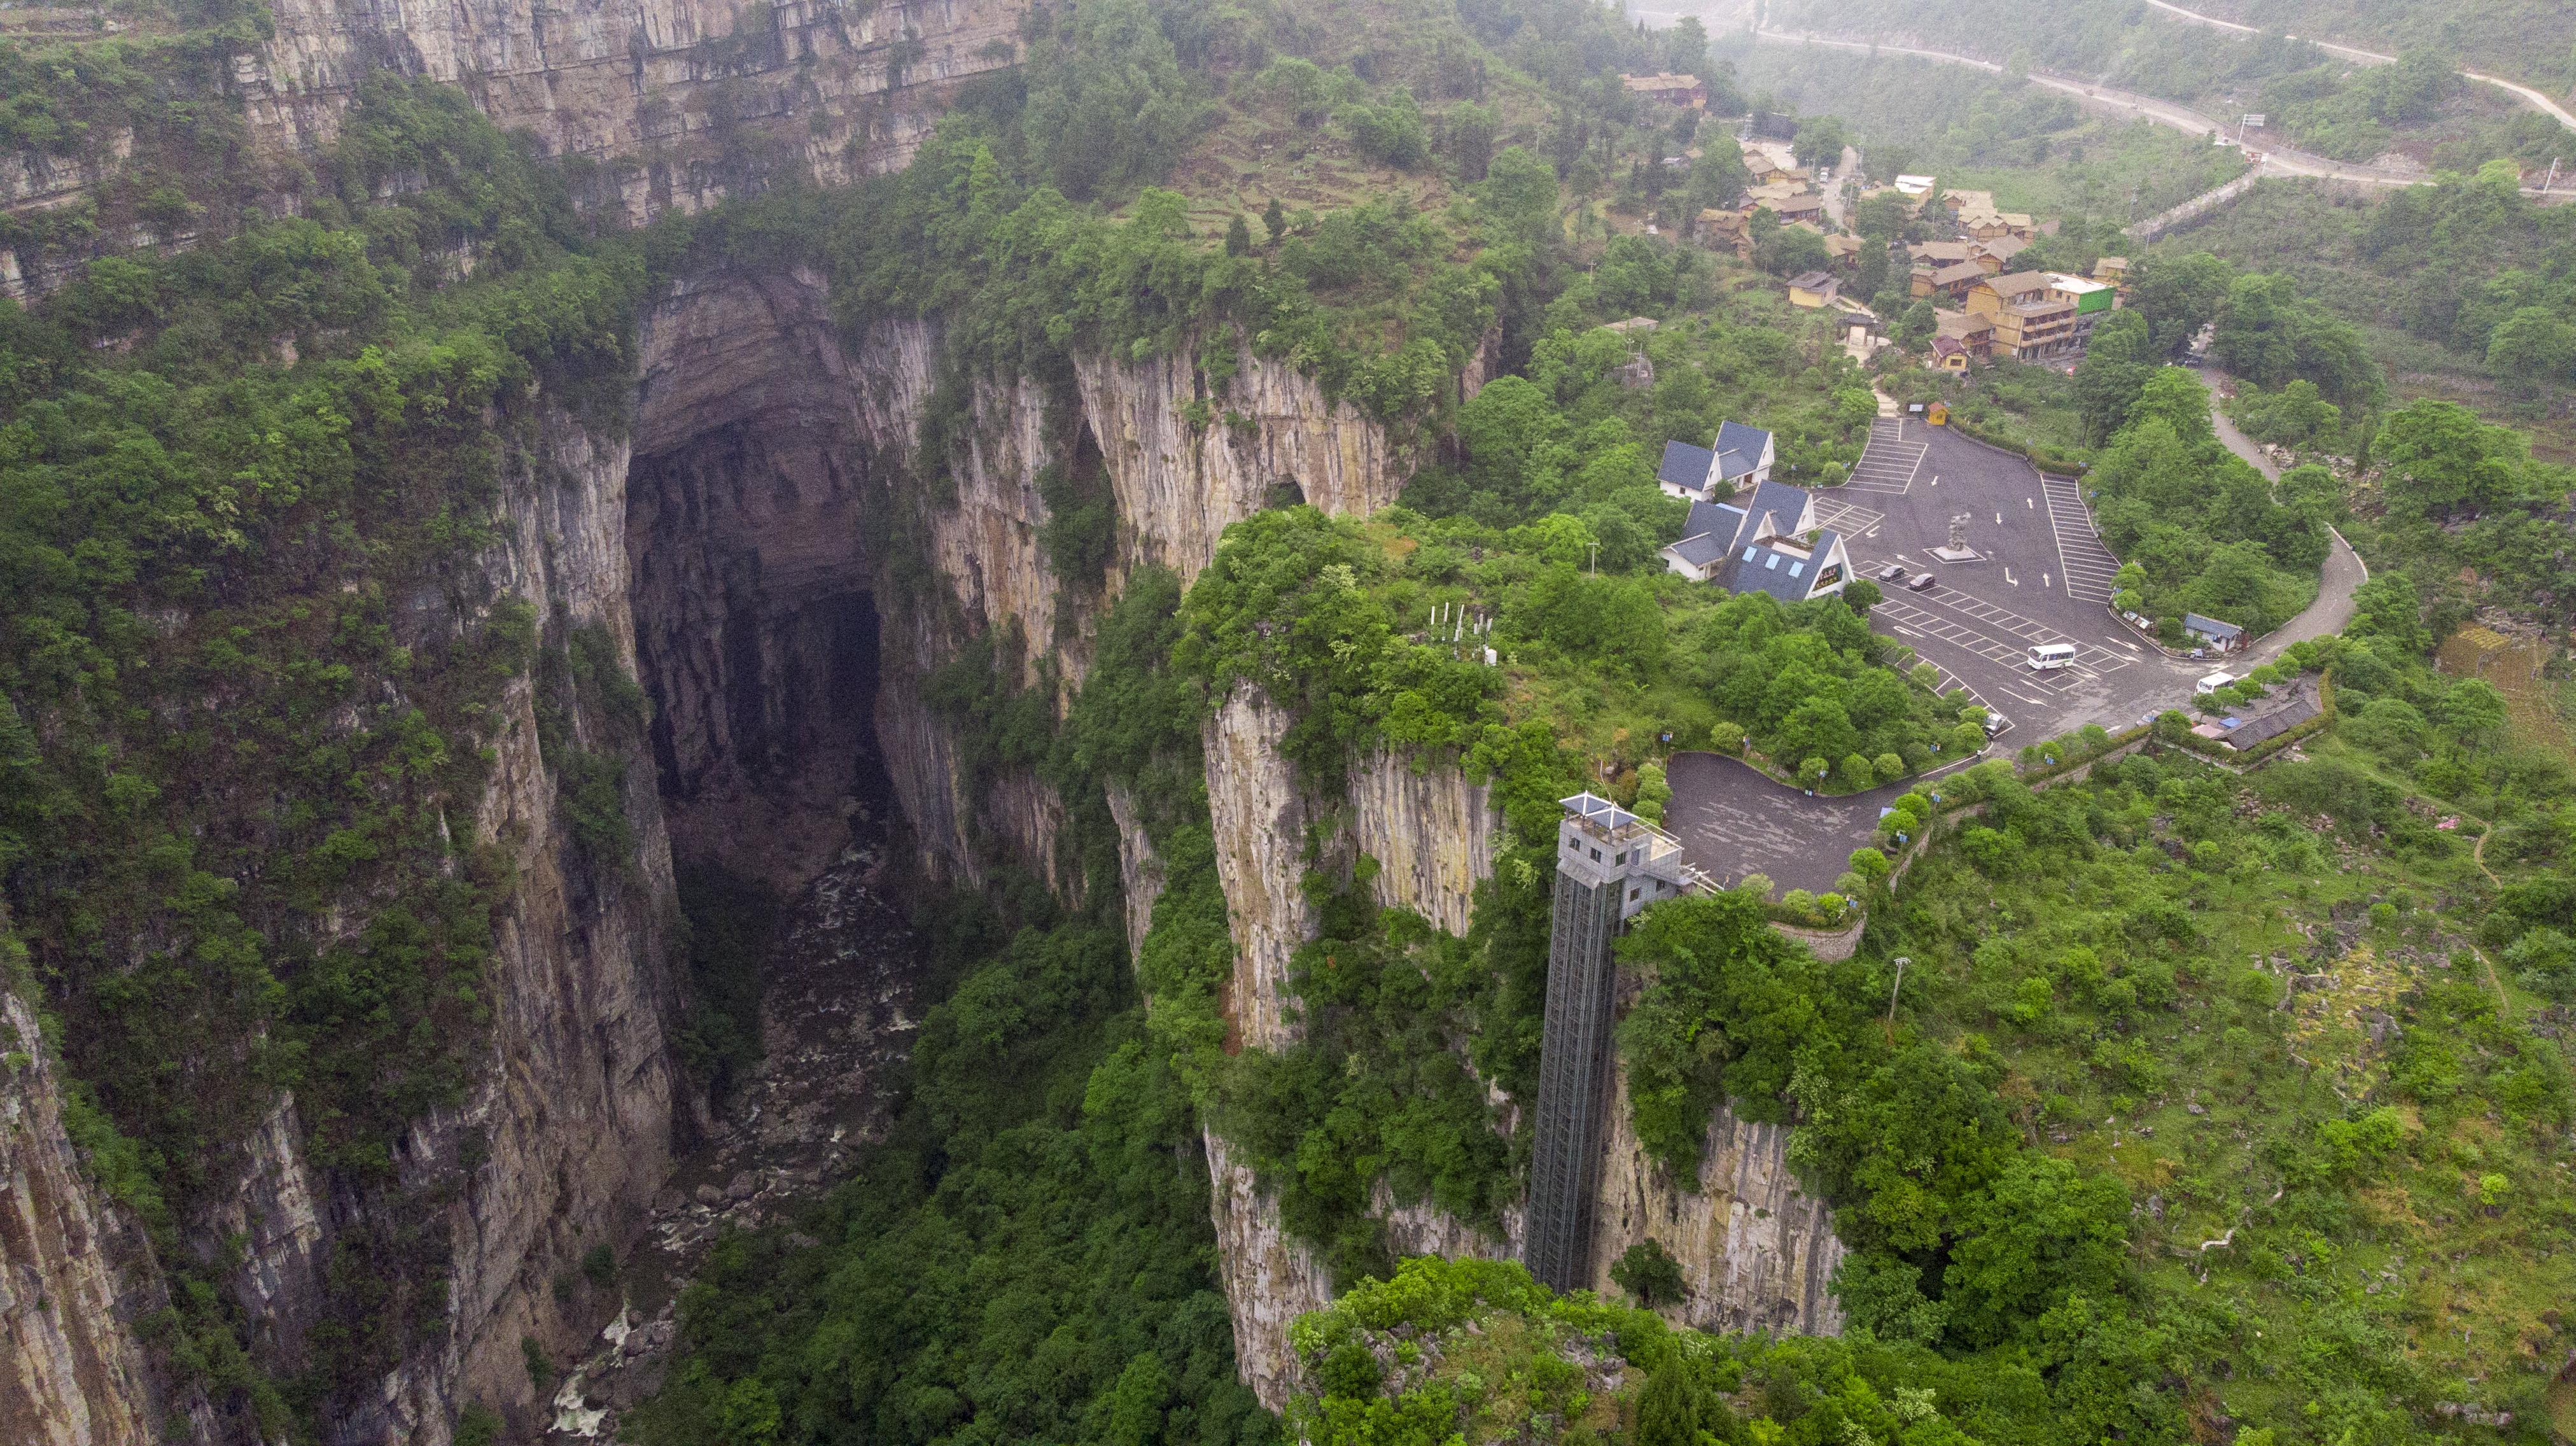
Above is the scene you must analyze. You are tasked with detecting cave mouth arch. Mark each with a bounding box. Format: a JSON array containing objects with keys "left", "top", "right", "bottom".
[{"left": 622, "top": 272, "right": 895, "bottom": 894}]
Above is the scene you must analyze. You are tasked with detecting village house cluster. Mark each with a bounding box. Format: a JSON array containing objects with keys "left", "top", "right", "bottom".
[{"left": 1631, "top": 123, "right": 2138, "bottom": 372}]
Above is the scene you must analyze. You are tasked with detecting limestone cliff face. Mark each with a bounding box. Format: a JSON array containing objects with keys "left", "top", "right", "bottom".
[
  {"left": 1103, "top": 785, "right": 1165, "bottom": 964},
  {"left": 1201, "top": 1131, "right": 1334, "bottom": 1415},
  {"left": 246, "top": 0, "right": 1029, "bottom": 221},
  {"left": 1348, "top": 750, "right": 1499, "bottom": 937},
  {"left": 1590, "top": 1072, "right": 1845, "bottom": 1337},
  {"left": 628, "top": 268, "right": 890, "bottom": 887},
  {"left": 0, "top": 991, "right": 215, "bottom": 1446},
  {"left": 423, "top": 409, "right": 685, "bottom": 1439},
  {"left": 1201, "top": 687, "right": 1318, "bottom": 1055},
  {"left": 1077, "top": 340, "right": 1413, "bottom": 581},
  {"left": 0, "top": 403, "right": 682, "bottom": 1446}
]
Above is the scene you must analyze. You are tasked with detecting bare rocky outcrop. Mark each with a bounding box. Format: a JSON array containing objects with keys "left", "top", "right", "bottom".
[
  {"left": 246, "top": 0, "right": 1030, "bottom": 221},
  {"left": 0, "top": 991, "right": 216, "bottom": 1446},
  {"left": 1201, "top": 687, "right": 1319, "bottom": 1055},
  {"left": 1348, "top": 750, "right": 1499, "bottom": 936},
  {"left": 424, "top": 407, "right": 687, "bottom": 1441},
  {"left": 1105, "top": 785, "right": 1167, "bottom": 964},
  {"left": 1590, "top": 1072, "right": 1845, "bottom": 1336},
  {"left": 1203, "top": 1131, "right": 1334, "bottom": 1414},
  {"left": 1077, "top": 340, "right": 1413, "bottom": 580}
]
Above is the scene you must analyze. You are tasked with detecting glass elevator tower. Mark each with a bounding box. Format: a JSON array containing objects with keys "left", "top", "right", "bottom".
[{"left": 1523, "top": 792, "right": 1699, "bottom": 1292}]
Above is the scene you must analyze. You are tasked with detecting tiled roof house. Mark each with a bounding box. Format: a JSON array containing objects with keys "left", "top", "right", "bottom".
[
  {"left": 1656, "top": 421, "right": 1775, "bottom": 501},
  {"left": 1658, "top": 481, "right": 1852, "bottom": 601}
]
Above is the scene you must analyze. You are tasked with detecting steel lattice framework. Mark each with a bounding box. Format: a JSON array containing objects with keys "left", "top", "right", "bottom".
[
  {"left": 1522, "top": 793, "right": 1705, "bottom": 1293},
  {"left": 1523, "top": 863, "right": 1623, "bottom": 1292}
]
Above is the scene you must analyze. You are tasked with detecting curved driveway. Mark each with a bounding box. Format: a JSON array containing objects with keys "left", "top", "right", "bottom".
[{"left": 2191, "top": 366, "right": 2369, "bottom": 664}]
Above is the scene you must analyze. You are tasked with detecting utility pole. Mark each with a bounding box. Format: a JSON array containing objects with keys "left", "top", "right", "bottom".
[{"left": 1588, "top": 540, "right": 1601, "bottom": 576}]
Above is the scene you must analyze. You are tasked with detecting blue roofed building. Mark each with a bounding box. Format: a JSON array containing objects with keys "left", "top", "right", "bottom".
[
  {"left": 1655, "top": 421, "right": 1775, "bottom": 501},
  {"left": 1658, "top": 478, "right": 1851, "bottom": 601}
]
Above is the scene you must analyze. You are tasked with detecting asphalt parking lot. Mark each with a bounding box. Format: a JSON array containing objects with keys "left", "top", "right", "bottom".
[
  {"left": 1662, "top": 750, "right": 1912, "bottom": 895},
  {"left": 1831, "top": 418, "right": 2202, "bottom": 740}
]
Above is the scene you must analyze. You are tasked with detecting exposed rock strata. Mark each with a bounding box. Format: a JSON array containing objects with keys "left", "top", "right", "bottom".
[
  {"left": 1590, "top": 1072, "right": 1845, "bottom": 1336},
  {"left": 1203, "top": 1132, "right": 1334, "bottom": 1414},
  {"left": 0, "top": 990, "right": 211, "bottom": 1446},
  {"left": 426, "top": 405, "right": 685, "bottom": 1440},
  {"left": 245, "top": 0, "right": 1030, "bottom": 221},
  {"left": 1201, "top": 687, "right": 1319, "bottom": 1054},
  {"left": 1104, "top": 784, "right": 1167, "bottom": 964},
  {"left": 1348, "top": 750, "right": 1499, "bottom": 936},
  {"left": 1077, "top": 341, "right": 1411, "bottom": 580}
]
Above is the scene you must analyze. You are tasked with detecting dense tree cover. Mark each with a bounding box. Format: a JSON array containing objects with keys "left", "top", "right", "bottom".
[
  {"left": 2116, "top": 249, "right": 2386, "bottom": 411},
  {"left": 1588, "top": 610, "right": 2576, "bottom": 1440},
  {"left": 1290, "top": 1253, "right": 2159, "bottom": 1446},
  {"left": 1140, "top": 500, "right": 1968, "bottom": 1275},
  {"left": 1179, "top": 507, "right": 1964, "bottom": 800},
  {"left": 2153, "top": 164, "right": 2576, "bottom": 402},
  {"left": 629, "top": 906, "right": 1275, "bottom": 1446},
  {"left": 2078, "top": 367, "right": 2328, "bottom": 635},
  {"left": 1405, "top": 286, "right": 1879, "bottom": 530},
  {"left": 0, "top": 77, "right": 652, "bottom": 1433},
  {"left": 2339, "top": 400, "right": 2576, "bottom": 628}
]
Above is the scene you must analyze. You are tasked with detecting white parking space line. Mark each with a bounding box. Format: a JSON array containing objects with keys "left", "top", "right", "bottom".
[
  {"left": 1868, "top": 580, "right": 2134, "bottom": 672},
  {"left": 1812, "top": 498, "right": 1886, "bottom": 536},
  {"left": 2040, "top": 475, "right": 2124, "bottom": 604},
  {"left": 1845, "top": 418, "right": 1929, "bottom": 497}
]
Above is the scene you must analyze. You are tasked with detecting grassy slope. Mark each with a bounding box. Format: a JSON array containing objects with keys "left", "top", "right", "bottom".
[
  {"left": 2185, "top": 0, "right": 2576, "bottom": 96},
  {"left": 1887, "top": 731, "right": 2575, "bottom": 1415}
]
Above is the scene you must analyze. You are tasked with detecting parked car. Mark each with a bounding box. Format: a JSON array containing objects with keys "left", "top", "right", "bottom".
[
  {"left": 1875, "top": 563, "right": 1907, "bottom": 584},
  {"left": 1984, "top": 710, "right": 2008, "bottom": 736},
  {"left": 1905, "top": 572, "right": 1937, "bottom": 593}
]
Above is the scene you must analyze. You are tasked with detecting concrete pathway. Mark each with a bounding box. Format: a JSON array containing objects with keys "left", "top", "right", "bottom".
[
  {"left": 2141, "top": 0, "right": 2576, "bottom": 137},
  {"left": 2192, "top": 365, "right": 2369, "bottom": 664}
]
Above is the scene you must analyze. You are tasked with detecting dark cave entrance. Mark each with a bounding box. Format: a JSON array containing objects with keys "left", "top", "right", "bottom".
[{"left": 624, "top": 409, "right": 896, "bottom": 894}]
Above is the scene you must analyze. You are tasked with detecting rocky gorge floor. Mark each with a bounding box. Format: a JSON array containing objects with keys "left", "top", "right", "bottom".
[{"left": 542, "top": 809, "right": 925, "bottom": 1438}]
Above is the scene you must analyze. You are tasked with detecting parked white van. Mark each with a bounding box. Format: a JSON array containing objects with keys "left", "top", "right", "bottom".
[
  {"left": 2195, "top": 671, "right": 2236, "bottom": 694},
  {"left": 2027, "top": 643, "right": 2076, "bottom": 671}
]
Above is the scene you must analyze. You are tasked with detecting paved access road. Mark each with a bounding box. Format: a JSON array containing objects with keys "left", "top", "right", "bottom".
[
  {"left": 2190, "top": 366, "right": 2370, "bottom": 664},
  {"left": 2141, "top": 0, "right": 2576, "bottom": 136},
  {"left": 1742, "top": 28, "right": 2449, "bottom": 189}
]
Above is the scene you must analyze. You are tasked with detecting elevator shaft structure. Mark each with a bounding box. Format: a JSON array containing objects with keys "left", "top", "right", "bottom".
[{"left": 1523, "top": 792, "right": 1702, "bottom": 1293}]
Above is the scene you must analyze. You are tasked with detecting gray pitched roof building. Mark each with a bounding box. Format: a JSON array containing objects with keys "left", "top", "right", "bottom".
[
  {"left": 1656, "top": 422, "right": 1775, "bottom": 501},
  {"left": 1658, "top": 472, "right": 1851, "bottom": 601}
]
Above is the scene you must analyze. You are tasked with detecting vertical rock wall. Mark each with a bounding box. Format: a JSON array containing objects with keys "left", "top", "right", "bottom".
[
  {"left": 1201, "top": 1132, "right": 1335, "bottom": 1415},
  {"left": 246, "top": 0, "right": 1032, "bottom": 221},
  {"left": 1077, "top": 340, "right": 1411, "bottom": 580},
  {"left": 1347, "top": 750, "right": 1499, "bottom": 937},
  {"left": 0, "top": 990, "right": 212, "bottom": 1446},
  {"left": 1589, "top": 1071, "right": 1846, "bottom": 1337},
  {"left": 428, "top": 405, "right": 687, "bottom": 1438},
  {"left": 1103, "top": 785, "right": 1166, "bottom": 965},
  {"left": 1200, "top": 687, "right": 1318, "bottom": 1055}
]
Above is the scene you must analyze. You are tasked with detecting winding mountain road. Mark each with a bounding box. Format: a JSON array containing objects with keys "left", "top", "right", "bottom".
[
  {"left": 2139, "top": 0, "right": 2576, "bottom": 135},
  {"left": 2190, "top": 366, "right": 2369, "bottom": 664},
  {"left": 1740, "top": 27, "right": 2571, "bottom": 195},
  {"left": 1744, "top": 28, "right": 2455, "bottom": 189}
]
